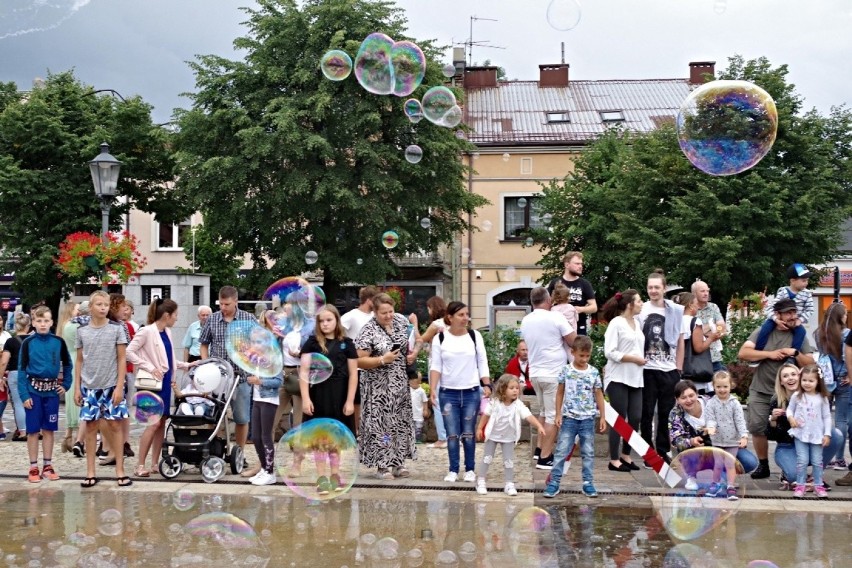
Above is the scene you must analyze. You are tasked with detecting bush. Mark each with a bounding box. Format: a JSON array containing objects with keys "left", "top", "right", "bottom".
[
  {"left": 588, "top": 322, "right": 608, "bottom": 372},
  {"left": 480, "top": 326, "right": 521, "bottom": 379}
]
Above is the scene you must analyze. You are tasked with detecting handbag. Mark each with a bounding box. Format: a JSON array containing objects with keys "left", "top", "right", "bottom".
[
  {"left": 134, "top": 368, "right": 163, "bottom": 392},
  {"left": 682, "top": 317, "right": 713, "bottom": 383},
  {"left": 283, "top": 367, "right": 301, "bottom": 396}
]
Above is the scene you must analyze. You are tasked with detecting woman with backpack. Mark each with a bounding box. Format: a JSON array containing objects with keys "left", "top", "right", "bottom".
[{"left": 816, "top": 302, "right": 850, "bottom": 470}]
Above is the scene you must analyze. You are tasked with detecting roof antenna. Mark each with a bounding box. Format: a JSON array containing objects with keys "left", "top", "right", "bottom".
[{"left": 561, "top": 42, "right": 565, "bottom": 64}]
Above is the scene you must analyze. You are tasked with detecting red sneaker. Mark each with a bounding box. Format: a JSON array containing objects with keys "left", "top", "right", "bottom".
[
  {"left": 28, "top": 467, "right": 41, "bottom": 483},
  {"left": 41, "top": 465, "right": 60, "bottom": 481}
]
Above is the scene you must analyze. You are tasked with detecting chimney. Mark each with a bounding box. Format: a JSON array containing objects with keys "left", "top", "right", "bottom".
[
  {"left": 539, "top": 64, "right": 569, "bottom": 88},
  {"left": 689, "top": 61, "right": 715, "bottom": 84},
  {"left": 452, "top": 47, "right": 467, "bottom": 77},
  {"left": 464, "top": 66, "right": 498, "bottom": 89}
]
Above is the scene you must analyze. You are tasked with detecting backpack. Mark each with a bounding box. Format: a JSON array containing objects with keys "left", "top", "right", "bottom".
[
  {"left": 817, "top": 352, "right": 835, "bottom": 391},
  {"left": 438, "top": 329, "right": 483, "bottom": 377}
]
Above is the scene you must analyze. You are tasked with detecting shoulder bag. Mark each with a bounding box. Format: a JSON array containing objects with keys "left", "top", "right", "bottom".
[{"left": 682, "top": 317, "right": 713, "bottom": 383}]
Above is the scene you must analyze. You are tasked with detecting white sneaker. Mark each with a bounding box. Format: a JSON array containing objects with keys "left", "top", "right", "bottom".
[
  {"left": 444, "top": 471, "right": 458, "bottom": 482},
  {"left": 463, "top": 470, "right": 476, "bottom": 482},
  {"left": 684, "top": 476, "right": 698, "bottom": 491},
  {"left": 248, "top": 469, "right": 264, "bottom": 483},
  {"left": 476, "top": 479, "right": 487, "bottom": 495},
  {"left": 504, "top": 482, "right": 517, "bottom": 496},
  {"left": 251, "top": 470, "right": 277, "bottom": 486}
]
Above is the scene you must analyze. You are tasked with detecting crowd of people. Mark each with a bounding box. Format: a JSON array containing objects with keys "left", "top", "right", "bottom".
[{"left": 1, "top": 251, "right": 850, "bottom": 500}]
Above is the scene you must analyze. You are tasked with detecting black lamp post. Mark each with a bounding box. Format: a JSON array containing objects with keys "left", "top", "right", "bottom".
[{"left": 88, "top": 142, "right": 122, "bottom": 290}]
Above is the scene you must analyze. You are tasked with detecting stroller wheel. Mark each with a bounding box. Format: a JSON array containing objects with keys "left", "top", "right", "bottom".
[
  {"left": 201, "top": 457, "right": 226, "bottom": 484},
  {"left": 229, "top": 445, "right": 244, "bottom": 475},
  {"left": 159, "top": 456, "right": 182, "bottom": 479}
]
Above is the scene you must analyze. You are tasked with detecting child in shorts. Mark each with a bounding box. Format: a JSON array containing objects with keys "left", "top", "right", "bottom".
[
  {"left": 74, "top": 290, "right": 131, "bottom": 488},
  {"left": 18, "top": 306, "right": 73, "bottom": 482}
]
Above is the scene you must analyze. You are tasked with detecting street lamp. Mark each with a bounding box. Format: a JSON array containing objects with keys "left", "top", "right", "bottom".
[{"left": 88, "top": 142, "right": 122, "bottom": 290}]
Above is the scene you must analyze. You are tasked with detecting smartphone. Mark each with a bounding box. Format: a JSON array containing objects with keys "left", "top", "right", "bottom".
[{"left": 391, "top": 343, "right": 402, "bottom": 351}]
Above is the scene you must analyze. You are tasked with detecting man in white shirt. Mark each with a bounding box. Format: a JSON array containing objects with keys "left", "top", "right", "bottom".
[
  {"left": 340, "top": 285, "right": 378, "bottom": 436},
  {"left": 520, "top": 287, "right": 576, "bottom": 470}
]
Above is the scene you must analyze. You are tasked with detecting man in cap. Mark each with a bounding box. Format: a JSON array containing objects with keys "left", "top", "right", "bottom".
[{"left": 738, "top": 297, "right": 814, "bottom": 479}]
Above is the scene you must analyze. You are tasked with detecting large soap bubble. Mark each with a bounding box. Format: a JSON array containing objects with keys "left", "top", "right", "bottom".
[
  {"left": 404, "top": 98, "right": 423, "bottom": 123},
  {"left": 506, "top": 507, "right": 556, "bottom": 566},
  {"left": 422, "top": 86, "right": 458, "bottom": 125},
  {"left": 276, "top": 418, "right": 358, "bottom": 501},
  {"left": 547, "top": 0, "right": 582, "bottom": 31},
  {"left": 354, "top": 33, "right": 395, "bottom": 95},
  {"left": 132, "top": 391, "right": 165, "bottom": 426},
  {"left": 264, "top": 276, "right": 326, "bottom": 320},
  {"left": 320, "top": 50, "right": 352, "bottom": 81},
  {"left": 656, "top": 447, "right": 745, "bottom": 541},
  {"left": 391, "top": 41, "right": 426, "bottom": 97},
  {"left": 677, "top": 80, "right": 778, "bottom": 176},
  {"left": 225, "top": 321, "right": 284, "bottom": 378}
]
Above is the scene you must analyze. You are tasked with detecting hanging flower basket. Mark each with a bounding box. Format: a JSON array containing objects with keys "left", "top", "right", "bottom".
[{"left": 55, "top": 231, "right": 147, "bottom": 285}]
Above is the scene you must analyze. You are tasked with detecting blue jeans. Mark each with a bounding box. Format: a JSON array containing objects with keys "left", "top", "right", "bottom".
[
  {"left": 439, "top": 386, "right": 479, "bottom": 474},
  {"left": 432, "top": 400, "right": 447, "bottom": 442},
  {"left": 547, "top": 417, "right": 595, "bottom": 492},
  {"left": 794, "top": 439, "right": 824, "bottom": 486},
  {"left": 6, "top": 371, "right": 26, "bottom": 431},
  {"left": 775, "top": 428, "right": 842, "bottom": 480},
  {"left": 832, "top": 382, "right": 850, "bottom": 461}
]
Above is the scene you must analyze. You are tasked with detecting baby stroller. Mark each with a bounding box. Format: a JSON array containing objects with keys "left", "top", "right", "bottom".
[{"left": 158, "top": 358, "right": 245, "bottom": 483}]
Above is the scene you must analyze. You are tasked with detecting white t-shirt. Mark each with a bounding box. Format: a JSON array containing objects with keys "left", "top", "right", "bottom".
[
  {"left": 484, "top": 399, "right": 533, "bottom": 443},
  {"left": 681, "top": 315, "right": 703, "bottom": 341},
  {"left": 282, "top": 330, "right": 302, "bottom": 367},
  {"left": 430, "top": 330, "right": 489, "bottom": 390},
  {"left": 637, "top": 304, "right": 677, "bottom": 372},
  {"left": 411, "top": 386, "right": 428, "bottom": 422},
  {"left": 341, "top": 309, "right": 373, "bottom": 341},
  {"left": 520, "top": 309, "right": 572, "bottom": 380}
]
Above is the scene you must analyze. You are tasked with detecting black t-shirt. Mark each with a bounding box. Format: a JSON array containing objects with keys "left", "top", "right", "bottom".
[
  {"left": 547, "top": 276, "right": 596, "bottom": 334},
  {"left": 3, "top": 336, "right": 23, "bottom": 372},
  {"left": 301, "top": 335, "right": 358, "bottom": 382}
]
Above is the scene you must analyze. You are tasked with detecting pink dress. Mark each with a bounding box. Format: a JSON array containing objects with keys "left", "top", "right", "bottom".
[{"left": 551, "top": 304, "right": 578, "bottom": 332}]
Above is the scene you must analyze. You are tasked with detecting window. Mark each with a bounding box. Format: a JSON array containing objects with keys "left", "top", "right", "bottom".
[
  {"left": 503, "top": 195, "right": 545, "bottom": 240},
  {"left": 520, "top": 157, "right": 533, "bottom": 175},
  {"left": 600, "top": 110, "right": 625, "bottom": 122},
  {"left": 546, "top": 111, "right": 570, "bottom": 123},
  {"left": 142, "top": 286, "right": 171, "bottom": 304},
  {"left": 156, "top": 219, "right": 192, "bottom": 250},
  {"left": 193, "top": 286, "right": 204, "bottom": 306}
]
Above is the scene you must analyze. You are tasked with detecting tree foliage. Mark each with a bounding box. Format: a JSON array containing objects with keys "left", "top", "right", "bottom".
[
  {"left": 0, "top": 72, "right": 179, "bottom": 307},
  {"left": 172, "top": 0, "right": 487, "bottom": 301},
  {"left": 535, "top": 56, "right": 852, "bottom": 306},
  {"left": 182, "top": 224, "right": 243, "bottom": 303}
]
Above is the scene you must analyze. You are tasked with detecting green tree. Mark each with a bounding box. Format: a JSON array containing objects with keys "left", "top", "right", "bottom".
[
  {"left": 0, "top": 72, "right": 179, "bottom": 308},
  {"left": 172, "top": 0, "right": 486, "bottom": 301},
  {"left": 181, "top": 224, "right": 243, "bottom": 304},
  {"left": 535, "top": 56, "right": 852, "bottom": 306}
]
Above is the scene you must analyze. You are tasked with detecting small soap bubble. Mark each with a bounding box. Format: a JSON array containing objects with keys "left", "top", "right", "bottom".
[
  {"left": 405, "top": 548, "right": 424, "bottom": 567},
  {"left": 404, "top": 145, "right": 423, "bottom": 164},
  {"left": 404, "top": 98, "right": 423, "bottom": 123},
  {"left": 441, "top": 63, "right": 457, "bottom": 78},
  {"left": 546, "top": 0, "right": 582, "bottom": 31},
  {"left": 305, "top": 250, "right": 318, "bottom": 265},
  {"left": 746, "top": 562, "right": 779, "bottom": 568},
  {"left": 420, "top": 217, "right": 431, "bottom": 229},
  {"left": 132, "top": 391, "right": 165, "bottom": 426},
  {"left": 320, "top": 50, "right": 353, "bottom": 81},
  {"left": 225, "top": 320, "right": 284, "bottom": 378},
  {"left": 381, "top": 230, "right": 400, "bottom": 250},
  {"left": 524, "top": 237, "right": 534, "bottom": 247},
  {"left": 542, "top": 213, "right": 553, "bottom": 224},
  {"left": 502, "top": 153, "right": 510, "bottom": 161},
  {"left": 173, "top": 489, "right": 196, "bottom": 512},
  {"left": 97, "top": 510, "right": 123, "bottom": 537},
  {"left": 435, "top": 550, "right": 458, "bottom": 567},
  {"left": 517, "top": 197, "right": 527, "bottom": 208},
  {"left": 480, "top": 220, "right": 492, "bottom": 232},
  {"left": 458, "top": 541, "right": 477, "bottom": 563},
  {"left": 356, "top": 258, "right": 363, "bottom": 265},
  {"left": 422, "top": 86, "right": 458, "bottom": 125}
]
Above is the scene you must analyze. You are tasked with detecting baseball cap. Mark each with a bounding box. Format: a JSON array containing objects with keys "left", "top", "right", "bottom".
[
  {"left": 773, "top": 298, "right": 797, "bottom": 313},
  {"left": 786, "top": 263, "right": 812, "bottom": 280}
]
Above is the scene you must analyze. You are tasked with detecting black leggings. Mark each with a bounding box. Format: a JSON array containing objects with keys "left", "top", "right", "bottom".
[
  {"left": 641, "top": 369, "right": 681, "bottom": 455},
  {"left": 251, "top": 401, "right": 277, "bottom": 473},
  {"left": 606, "top": 382, "right": 643, "bottom": 461}
]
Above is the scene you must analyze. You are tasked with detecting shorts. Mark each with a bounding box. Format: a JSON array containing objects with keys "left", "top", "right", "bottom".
[
  {"left": 231, "top": 379, "right": 251, "bottom": 425},
  {"left": 530, "top": 377, "right": 559, "bottom": 424},
  {"left": 747, "top": 390, "right": 773, "bottom": 436},
  {"left": 79, "top": 386, "right": 129, "bottom": 422},
  {"left": 25, "top": 396, "right": 60, "bottom": 433}
]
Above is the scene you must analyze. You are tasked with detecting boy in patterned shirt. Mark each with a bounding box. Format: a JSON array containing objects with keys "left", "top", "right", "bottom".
[{"left": 543, "top": 336, "right": 606, "bottom": 498}]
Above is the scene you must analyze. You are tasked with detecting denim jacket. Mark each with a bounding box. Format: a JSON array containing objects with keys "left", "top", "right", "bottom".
[{"left": 254, "top": 373, "right": 283, "bottom": 399}]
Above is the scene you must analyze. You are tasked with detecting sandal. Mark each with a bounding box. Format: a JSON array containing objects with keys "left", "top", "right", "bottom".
[
  {"left": 117, "top": 476, "right": 133, "bottom": 487},
  {"left": 134, "top": 465, "right": 150, "bottom": 478},
  {"left": 80, "top": 477, "right": 99, "bottom": 488}
]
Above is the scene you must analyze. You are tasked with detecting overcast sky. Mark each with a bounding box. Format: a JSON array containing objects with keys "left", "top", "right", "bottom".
[{"left": 1, "top": 0, "right": 850, "bottom": 124}]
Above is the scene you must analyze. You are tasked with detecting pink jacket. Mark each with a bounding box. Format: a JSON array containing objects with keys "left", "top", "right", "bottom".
[
  {"left": 126, "top": 325, "right": 191, "bottom": 375},
  {"left": 551, "top": 303, "right": 578, "bottom": 332}
]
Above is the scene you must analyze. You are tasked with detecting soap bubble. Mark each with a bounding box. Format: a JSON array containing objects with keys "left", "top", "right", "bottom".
[
  {"left": 439, "top": 105, "right": 463, "bottom": 128},
  {"left": 524, "top": 237, "right": 534, "bottom": 247},
  {"left": 405, "top": 548, "right": 424, "bottom": 567},
  {"left": 420, "top": 217, "right": 431, "bottom": 229},
  {"left": 354, "top": 33, "right": 394, "bottom": 95},
  {"left": 546, "top": 0, "right": 582, "bottom": 31},
  {"left": 225, "top": 320, "right": 284, "bottom": 378},
  {"left": 662, "top": 543, "right": 719, "bottom": 567},
  {"left": 372, "top": 537, "right": 400, "bottom": 564},
  {"left": 264, "top": 277, "right": 326, "bottom": 320},
  {"left": 506, "top": 507, "right": 556, "bottom": 566},
  {"left": 502, "top": 153, "right": 510, "bottom": 162},
  {"left": 381, "top": 230, "right": 400, "bottom": 250},
  {"left": 404, "top": 98, "right": 423, "bottom": 123},
  {"left": 746, "top": 562, "right": 779, "bottom": 568},
  {"left": 441, "top": 63, "right": 457, "bottom": 78},
  {"left": 319, "top": 50, "right": 352, "bottom": 81},
  {"left": 542, "top": 213, "right": 553, "bottom": 224},
  {"left": 480, "top": 220, "right": 492, "bottom": 232},
  {"left": 98, "top": 509, "right": 123, "bottom": 537},
  {"left": 185, "top": 512, "right": 267, "bottom": 555},
  {"left": 656, "top": 447, "right": 745, "bottom": 541},
  {"left": 53, "top": 544, "right": 80, "bottom": 567},
  {"left": 505, "top": 266, "right": 517, "bottom": 280},
  {"left": 458, "top": 541, "right": 477, "bottom": 563},
  {"left": 391, "top": 41, "right": 427, "bottom": 97},
  {"left": 304, "top": 250, "right": 318, "bottom": 265},
  {"left": 461, "top": 247, "right": 470, "bottom": 259},
  {"left": 305, "top": 353, "right": 333, "bottom": 385},
  {"left": 713, "top": 0, "right": 727, "bottom": 15},
  {"left": 356, "top": 258, "right": 363, "bottom": 265},
  {"left": 422, "top": 86, "right": 457, "bottom": 125},
  {"left": 435, "top": 550, "right": 458, "bottom": 567},
  {"left": 276, "top": 418, "right": 358, "bottom": 501},
  {"left": 173, "top": 489, "right": 196, "bottom": 512},
  {"left": 132, "top": 391, "right": 165, "bottom": 426},
  {"left": 677, "top": 80, "right": 777, "bottom": 176},
  {"left": 404, "top": 145, "right": 423, "bottom": 164},
  {"left": 517, "top": 197, "right": 527, "bottom": 208}
]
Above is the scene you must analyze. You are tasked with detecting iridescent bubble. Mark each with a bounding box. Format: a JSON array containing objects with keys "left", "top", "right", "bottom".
[
  {"left": 391, "top": 41, "right": 426, "bottom": 97},
  {"left": 662, "top": 543, "right": 718, "bottom": 568},
  {"left": 305, "top": 250, "right": 318, "bottom": 265},
  {"left": 354, "top": 33, "right": 394, "bottom": 95},
  {"left": 319, "top": 50, "right": 352, "bottom": 81},
  {"left": 505, "top": 266, "right": 517, "bottom": 280},
  {"left": 372, "top": 537, "right": 400, "bottom": 564},
  {"left": 132, "top": 391, "right": 165, "bottom": 426},
  {"left": 97, "top": 509, "right": 123, "bottom": 537},
  {"left": 677, "top": 80, "right": 777, "bottom": 176},
  {"left": 506, "top": 507, "right": 556, "bottom": 566},
  {"left": 264, "top": 276, "right": 326, "bottom": 319},
  {"left": 542, "top": 213, "right": 553, "bottom": 224},
  {"left": 458, "top": 541, "right": 477, "bottom": 563},
  {"left": 546, "top": 0, "right": 582, "bottom": 31},
  {"left": 524, "top": 237, "right": 534, "bottom": 247},
  {"left": 480, "top": 220, "right": 492, "bottom": 232},
  {"left": 454, "top": 130, "right": 465, "bottom": 139},
  {"left": 381, "top": 230, "right": 400, "bottom": 250},
  {"left": 441, "top": 63, "right": 457, "bottom": 78},
  {"left": 439, "top": 105, "right": 463, "bottom": 128},
  {"left": 404, "top": 145, "right": 423, "bottom": 164},
  {"left": 276, "top": 418, "right": 358, "bottom": 501},
  {"left": 502, "top": 153, "right": 510, "bottom": 161},
  {"left": 173, "top": 489, "right": 196, "bottom": 512},
  {"left": 435, "top": 550, "right": 458, "bottom": 567},
  {"left": 422, "top": 86, "right": 457, "bottom": 125},
  {"left": 420, "top": 217, "right": 431, "bottom": 229},
  {"left": 657, "top": 447, "right": 745, "bottom": 541},
  {"left": 356, "top": 258, "right": 363, "bottom": 265},
  {"left": 305, "top": 353, "right": 333, "bottom": 385},
  {"left": 185, "top": 512, "right": 266, "bottom": 553},
  {"left": 225, "top": 320, "right": 284, "bottom": 378},
  {"left": 517, "top": 197, "right": 527, "bottom": 208},
  {"left": 405, "top": 548, "right": 424, "bottom": 567},
  {"left": 404, "top": 98, "right": 423, "bottom": 123}
]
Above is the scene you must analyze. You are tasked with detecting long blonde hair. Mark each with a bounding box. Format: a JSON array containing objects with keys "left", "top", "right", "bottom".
[
  {"left": 56, "top": 301, "right": 78, "bottom": 335},
  {"left": 773, "top": 363, "right": 799, "bottom": 408},
  {"left": 314, "top": 305, "right": 345, "bottom": 354}
]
